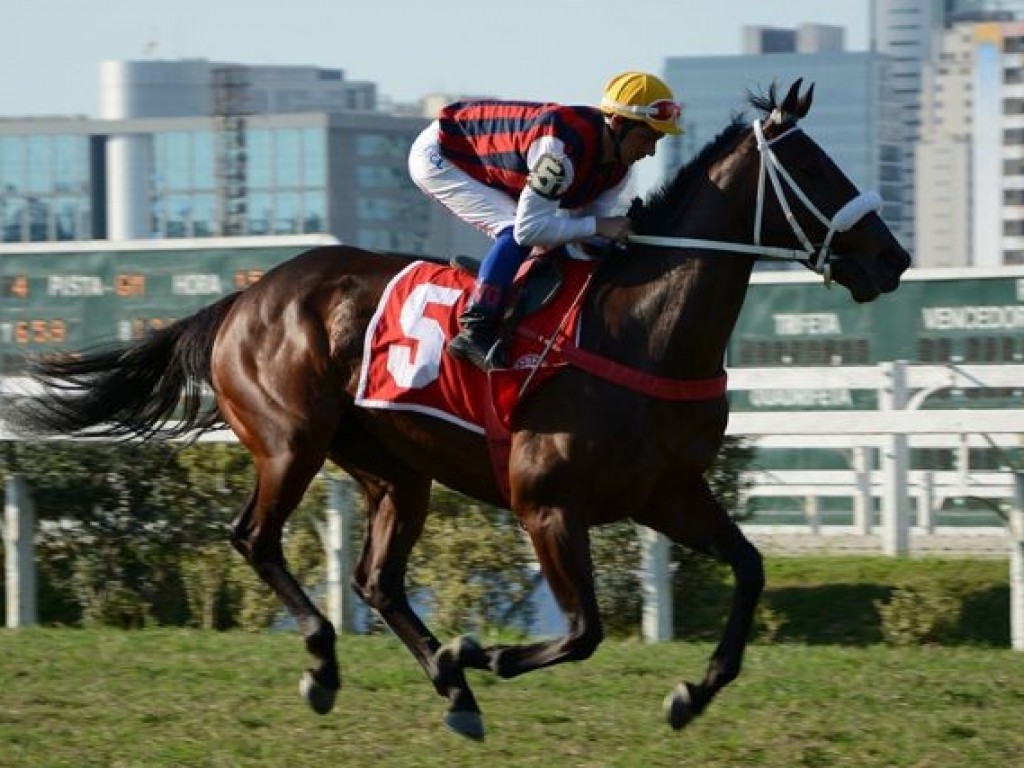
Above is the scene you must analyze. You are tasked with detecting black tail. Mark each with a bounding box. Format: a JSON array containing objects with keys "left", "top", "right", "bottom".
[{"left": 9, "top": 293, "right": 241, "bottom": 440}]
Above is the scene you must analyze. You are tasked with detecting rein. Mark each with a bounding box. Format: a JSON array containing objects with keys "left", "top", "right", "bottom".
[{"left": 628, "top": 114, "right": 883, "bottom": 287}]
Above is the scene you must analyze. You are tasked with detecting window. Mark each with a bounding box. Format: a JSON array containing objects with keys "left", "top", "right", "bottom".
[
  {"left": 0, "top": 134, "right": 91, "bottom": 242},
  {"left": 356, "top": 134, "right": 407, "bottom": 159},
  {"left": 880, "top": 146, "right": 902, "bottom": 164},
  {"left": 1006, "top": 98, "right": 1024, "bottom": 115},
  {"left": 302, "top": 127, "right": 325, "bottom": 186},
  {"left": 165, "top": 193, "right": 191, "bottom": 238},
  {"left": 274, "top": 191, "right": 299, "bottom": 234},
  {"left": 164, "top": 132, "right": 191, "bottom": 189},
  {"left": 53, "top": 136, "right": 86, "bottom": 194},
  {"left": 54, "top": 196, "right": 80, "bottom": 240},
  {"left": 247, "top": 192, "right": 272, "bottom": 235},
  {"left": 191, "top": 193, "right": 216, "bottom": 237},
  {"left": 248, "top": 130, "right": 272, "bottom": 187},
  {"left": 302, "top": 189, "right": 326, "bottom": 233},
  {"left": 0, "top": 136, "right": 25, "bottom": 191},
  {"left": 193, "top": 132, "right": 215, "bottom": 190},
  {"left": 26, "top": 136, "right": 51, "bottom": 194},
  {"left": 275, "top": 129, "right": 301, "bottom": 187}
]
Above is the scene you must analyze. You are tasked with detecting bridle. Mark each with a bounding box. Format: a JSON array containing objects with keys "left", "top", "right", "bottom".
[{"left": 628, "top": 111, "right": 883, "bottom": 286}]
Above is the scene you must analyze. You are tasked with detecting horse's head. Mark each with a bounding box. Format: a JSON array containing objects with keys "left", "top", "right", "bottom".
[{"left": 750, "top": 80, "right": 911, "bottom": 302}]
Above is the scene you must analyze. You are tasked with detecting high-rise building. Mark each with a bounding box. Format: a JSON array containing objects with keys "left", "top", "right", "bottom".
[
  {"left": 916, "top": 19, "right": 1024, "bottom": 266},
  {"left": 662, "top": 27, "right": 910, "bottom": 252},
  {"left": 873, "top": 0, "right": 1024, "bottom": 267},
  {"left": 915, "top": 23, "right": 974, "bottom": 267},
  {"left": 871, "top": 0, "right": 947, "bottom": 253}
]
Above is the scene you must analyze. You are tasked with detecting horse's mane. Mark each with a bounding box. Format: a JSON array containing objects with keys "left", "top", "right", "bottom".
[{"left": 631, "top": 85, "right": 781, "bottom": 236}]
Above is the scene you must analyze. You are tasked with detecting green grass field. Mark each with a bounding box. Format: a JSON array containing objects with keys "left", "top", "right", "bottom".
[{"left": 2, "top": 628, "right": 1023, "bottom": 767}]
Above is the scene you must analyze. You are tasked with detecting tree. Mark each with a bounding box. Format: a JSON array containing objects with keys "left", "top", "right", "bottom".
[
  {"left": 0, "top": 441, "right": 327, "bottom": 629},
  {"left": 1, "top": 441, "right": 199, "bottom": 625},
  {"left": 408, "top": 486, "right": 536, "bottom": 636}
]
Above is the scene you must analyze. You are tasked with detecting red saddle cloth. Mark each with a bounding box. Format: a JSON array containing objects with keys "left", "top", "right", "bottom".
[{"left": 355, "top": 257, "right": 593, "bottom": 437}]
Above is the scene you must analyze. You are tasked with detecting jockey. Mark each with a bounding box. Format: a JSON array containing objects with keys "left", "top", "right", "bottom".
[{"left": 408, "top": 71, "right": 683, "bottom": 371}]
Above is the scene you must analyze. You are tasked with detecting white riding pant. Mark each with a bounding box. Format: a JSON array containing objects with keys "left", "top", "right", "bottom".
[{"left": 408, "top": 120, "right": 515, "bottom": 240}]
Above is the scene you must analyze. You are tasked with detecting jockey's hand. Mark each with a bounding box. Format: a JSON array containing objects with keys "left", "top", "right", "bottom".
[{"left": 595, "top": 216, "right": 632, "bottom": 244}]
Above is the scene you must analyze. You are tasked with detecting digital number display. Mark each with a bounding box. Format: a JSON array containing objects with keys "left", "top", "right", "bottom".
[
  {"left": 2, "top": 275, "right": 30, "bottom": 298},
  {"left": 0, "top": 318, "right": 68, "bottom": 344}
]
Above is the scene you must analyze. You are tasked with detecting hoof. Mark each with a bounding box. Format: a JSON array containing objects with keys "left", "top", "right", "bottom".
[
  {"left": 664, "top": 682, "right": 697, "bottom": 731},
  {"left": 445, "top": 709, "right": 485, "bottom": 741},
  {"left": 300, "top": 670, "right": 337, "bottom": 715}
]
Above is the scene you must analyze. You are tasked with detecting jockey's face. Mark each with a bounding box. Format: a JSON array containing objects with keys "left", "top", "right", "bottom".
[{"left": 615, "top": 120, "right": 665, "bottom": 166}]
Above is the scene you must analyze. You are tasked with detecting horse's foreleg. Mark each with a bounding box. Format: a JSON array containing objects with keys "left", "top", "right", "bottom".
[
  {"left": 638, "top": 481, "right": 765, "bottom": 730},
  {"left": 440, "top": 505, "right": 604, "bottom": 680},
  {"left": 348, "top": 469, "right": 485, "bottom": 741},
  {"left": 231, "top": 453, "right": 340, "bottom": 715}
]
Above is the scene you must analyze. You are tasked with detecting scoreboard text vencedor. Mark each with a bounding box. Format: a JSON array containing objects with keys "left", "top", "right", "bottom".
[
  {"left": 0, "top": 237, "right": 336, "bottom": 375},
  {"left": 728, "top": 265, "right": 1024, "bottom": 411}
]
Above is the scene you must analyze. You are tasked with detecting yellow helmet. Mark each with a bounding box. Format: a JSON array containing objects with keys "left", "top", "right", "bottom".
[{"left": 600, "top": 71, "right": 683, "bottom": 135}]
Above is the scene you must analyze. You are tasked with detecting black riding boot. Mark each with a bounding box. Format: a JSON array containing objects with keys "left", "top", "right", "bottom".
[{"left": 448, "top": 289, "right": 503, "bottom": 372}]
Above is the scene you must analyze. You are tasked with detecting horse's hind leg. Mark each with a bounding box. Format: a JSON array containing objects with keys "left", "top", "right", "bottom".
[
  {"left": 230, "top": 447, "right": 341, "bottom": 714},
  {"left": 438, "top": 503, "right": 605, "bottom": 682},
  {"left": 636, "top": 478, "right": 764, "bottom": 729},
  {"left": 344, "top": 463, "right": 484, "bottom": 740}
]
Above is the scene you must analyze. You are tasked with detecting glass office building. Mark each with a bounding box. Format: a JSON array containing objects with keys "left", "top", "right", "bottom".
[
  {"left": 145, "top": 122, "right": 327, "bottom": 239},
  {"left": 0, "top": 59, "right": 488, "bottom": 259},
  {"left": 0, "top": 127, "right": 99, "bottom": 242}
]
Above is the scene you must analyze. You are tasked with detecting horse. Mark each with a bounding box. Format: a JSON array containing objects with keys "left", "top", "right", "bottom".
[{"left": 11, "top": 80, "right": 911, "bottom": 739}]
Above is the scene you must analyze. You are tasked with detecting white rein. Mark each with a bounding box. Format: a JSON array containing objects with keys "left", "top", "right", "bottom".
[{"left": 628, "top": 114, "right": 883, "bottom": 287}]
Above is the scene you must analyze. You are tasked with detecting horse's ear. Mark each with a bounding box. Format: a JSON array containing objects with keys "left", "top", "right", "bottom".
[
  {"left": 796, "top": 82, "right": 815, "bottom": 119},
  {"left": 780, "top": 79, "right": 804, "bottom": 119}
]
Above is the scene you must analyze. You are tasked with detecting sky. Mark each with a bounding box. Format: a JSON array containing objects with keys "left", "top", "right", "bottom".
[
  {"left": 3, "top": 0, "right": 870, "bottom": 194},
  {"left": 3, "top": 0, "right": 869, "bottom": 117}
]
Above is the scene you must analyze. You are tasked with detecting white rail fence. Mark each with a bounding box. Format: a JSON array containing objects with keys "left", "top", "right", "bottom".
[
  {"left": 3, "top": 362, "right": 1024, "bottom": 649},
  {"left": 727, "top": 362, "right": 1024, "bottom": 554}
]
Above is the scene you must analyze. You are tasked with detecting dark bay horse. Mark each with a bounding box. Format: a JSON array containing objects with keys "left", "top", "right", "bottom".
[{"left": 12, "top": 81, "right": 910, "bottom": 738}]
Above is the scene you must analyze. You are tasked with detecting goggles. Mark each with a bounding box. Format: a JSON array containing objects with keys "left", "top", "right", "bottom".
[{"left": 602, "top": 97, "right": 682, "bottom": 122}]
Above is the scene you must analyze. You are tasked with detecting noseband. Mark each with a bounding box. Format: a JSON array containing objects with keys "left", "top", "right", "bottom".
[{"left": 629, "top": 113, "right": 883, "bottom": 286}]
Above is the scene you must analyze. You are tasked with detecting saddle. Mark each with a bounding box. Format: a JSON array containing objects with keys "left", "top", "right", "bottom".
[
  {"left": 450, "top": 251, "right": 565, "bottom": 321},
  {"left": 450, "top": 242, "right": 623, "bottom": 361}
]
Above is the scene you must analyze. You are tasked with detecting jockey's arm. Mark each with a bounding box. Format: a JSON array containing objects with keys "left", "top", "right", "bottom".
[
  {"left": 585, "top": 174, "right": 634, "bottom": 245},
  {"left": 513, "top": 140, "right": 634, "bottom": 248}
]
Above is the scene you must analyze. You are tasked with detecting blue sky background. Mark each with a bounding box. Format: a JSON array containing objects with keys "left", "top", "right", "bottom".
[{"left": 4, "top": 0, "right": 868, "bottom": 117}]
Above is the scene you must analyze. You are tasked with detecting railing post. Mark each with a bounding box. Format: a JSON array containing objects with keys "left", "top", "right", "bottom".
[
  {"left": 804, "top": 495, "right": 821, "bottom": 536},
  {"left": 852, "top": 446, "right": 872, "bottom": 535},
  {"left": 879, "top": 361, "right": 910, "bottom": 556},
  {"left": 324, "top": 475, "right": 357, "bottom": 634},
  {"left": 1011, "top": 472, "right": 1024, "bottom": 652},
  {"left": 4, "top": 475, "right": 38, "bottom": 628},
  {"left": 639, "top": 527, "right": 673, "bottom": 643},
  {"left": 918, "top": 471, "right": 936, "bottom": 534}
]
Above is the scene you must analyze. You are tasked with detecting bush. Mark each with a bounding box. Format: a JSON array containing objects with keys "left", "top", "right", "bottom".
[
  {"left": 875, "top": 583, "right": 961, "bottom": 646},
  {"left": 591, "top": 522, "right": 642, "bottom": 637},
  {"left": 408, "top": 487, "right": 536, "bottom": 636},
  {"left": 754, "top": 601, "right": 787, "bottom": 644}
]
